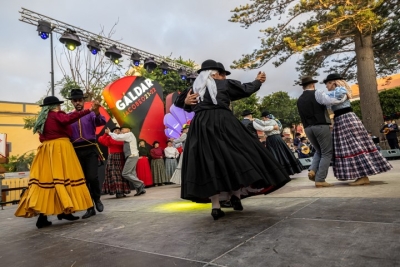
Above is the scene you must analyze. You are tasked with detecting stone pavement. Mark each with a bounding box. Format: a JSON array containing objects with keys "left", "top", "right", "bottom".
[{"left": 1, "top": 161, "right": 400, "bottom": 267}]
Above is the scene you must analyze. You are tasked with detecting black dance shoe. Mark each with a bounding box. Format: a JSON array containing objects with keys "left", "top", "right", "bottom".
[
  {"left": 82, "top": 207, "right": 96, "bottom": 219},
  {"left": 211, "top": 208, "right": 225, "bottom": 221},
  {"left": 94, "top": 200, "right": 104, "bottom": 212},
  {"left": 57, "top": 213, "right": 79, "bottom": 221},
  {"left": 116, "top": 193, "right": 124, "bottom": 198},
  {"left": 36, "top": 214, "right": 52, "bottom": 229},
  {"left": 134, "top": 185, "right": 146, "bottom": 196},
  {"left": 230, "top": 195, "right": 243, "bottom": 211}
]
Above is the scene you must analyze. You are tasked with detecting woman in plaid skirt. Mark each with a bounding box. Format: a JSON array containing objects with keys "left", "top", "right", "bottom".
[
  {"left": 317, "top": 73, "right": 392, "bottom": 185},
  {"left": 98, "top": 127, "right": 131, "bottom": 197}
]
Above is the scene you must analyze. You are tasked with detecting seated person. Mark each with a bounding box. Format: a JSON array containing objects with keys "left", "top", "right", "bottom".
[
  {"left": 297, "top": 137, "right": 313, "bottom": 158},
  {"left": 293, "top": 133, "right": 301, "bottom": 148}
]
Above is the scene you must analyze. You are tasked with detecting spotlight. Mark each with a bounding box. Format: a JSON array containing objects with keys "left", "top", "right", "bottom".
[
  {"left": 187, "top": 72, "right": 198, "bottom": 84},
  {"left": 59, "top": 28, "right": 81, "bottom": 51},
  {"left": 130, "top": 51, "right": 141, "bottom": 66},
  {"left": 37, "top": 20, "right": 51, "bottom": 40},
  {"left": 87, "top": 40, "right": 101, "bottom": 55},
  {"left": 144, "top": 57, "right": 157, "bottom": 72},
  {"left": 178, "top": 68, "right": 187, "bottom": 80},
  {"left": 159, "top": 61, "right": 170, "bottom": 75},
  {"left": 105, "top": 45, "right": 122, "bottom": 64}
]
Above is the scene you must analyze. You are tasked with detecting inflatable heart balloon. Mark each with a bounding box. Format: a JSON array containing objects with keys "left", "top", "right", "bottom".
[{"left": 163, "top": 104, "right": 194, "bottom": 138}]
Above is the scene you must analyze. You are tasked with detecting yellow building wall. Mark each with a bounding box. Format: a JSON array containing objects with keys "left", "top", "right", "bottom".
[{"left": 0, "top": 101, "right": 40, "bottom": 157}]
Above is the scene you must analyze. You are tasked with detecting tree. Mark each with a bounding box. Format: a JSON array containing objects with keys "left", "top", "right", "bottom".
[
  {"left": 259, "top": 91, "right": 301, "bottom": 128},
  {"left": 351, "top": 86, "right": 400, "bottom": 121},
  {"left": 3, "top": 152, "right": 35, "bottom": 172},
  {"left": 231, "top": 93, "right": 261, "bottom": 119},
  {"left": 229, "top": 0, "right": 400, "bottom": 137}
]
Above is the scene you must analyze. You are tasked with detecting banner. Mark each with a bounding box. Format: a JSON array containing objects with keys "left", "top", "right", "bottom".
[
  {"left": 0, "top": 133, "right": 7, "bottom": 157},
  {"left": 102, "top": 76, "right": 166, "bottom": 148}
]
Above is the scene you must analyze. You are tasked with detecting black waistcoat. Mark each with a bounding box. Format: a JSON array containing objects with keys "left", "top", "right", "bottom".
[{"left": 297, "top": 90, "right": 331, "bottom": 128}]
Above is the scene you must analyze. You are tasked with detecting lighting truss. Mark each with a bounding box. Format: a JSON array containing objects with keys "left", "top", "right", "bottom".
[{"left": 19, "top": 7, "right": 194, "bottom": 72}]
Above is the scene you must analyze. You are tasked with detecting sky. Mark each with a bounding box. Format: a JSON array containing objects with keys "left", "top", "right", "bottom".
[{"left": 0, "top": 0, "right": 306, "bottom": 104}]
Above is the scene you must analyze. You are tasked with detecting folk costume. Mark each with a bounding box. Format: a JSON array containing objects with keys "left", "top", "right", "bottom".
[
  {"left": 380, "top": 121, "right": 399, "bottom": 149},
  {"left": 254, "top": 112, "right": 303, "bottom": 175},
  {"left": 181, "top": 60, "right": 291, "bottom": 219},
  {"left": 98, "top": 129, "right": 131, "bottom": 197},
  {"left": 69, "top": 89, "right": 106, "bottom": 219},
  {"left": 240, "top": 110, "right": 258, "bottom": 139},
  {"left": 297, "top": 76, "right": 337, "bottom": 186},
  {"left": 137, "top": 140, "right": 153, "bottom": 186},
  {"left": 170, "top": 127, "right": 188, "bottom": 185},
  {"left": 15, "top": 96, "right": 93, "bottom": 228},
  {"left": 320, "top": 74, "right": 392, "bottom": 184},
  {"left": 164, "top": 142, "right": 179, "bottom": 181},
  {"left": 150, "top": 142, "right": 168, "bottom": 185},
  {"left": 108, "top": 126, "right": 146, "bottom": 196}
]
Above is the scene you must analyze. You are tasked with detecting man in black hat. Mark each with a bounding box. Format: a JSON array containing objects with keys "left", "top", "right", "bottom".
[
  {"left": 296, "top": 76, "right": 333, "bottom": 188},
  {"left": 68, "top": 89, "right": 107, "bottom": 219},
  {"left": 217, "top": 62, "right": 231, "bottom": 79}
]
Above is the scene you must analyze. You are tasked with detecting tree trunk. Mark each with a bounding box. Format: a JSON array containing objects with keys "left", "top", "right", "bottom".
[{"left": 354, "top": 33, "right": 383, "bottom": 137}]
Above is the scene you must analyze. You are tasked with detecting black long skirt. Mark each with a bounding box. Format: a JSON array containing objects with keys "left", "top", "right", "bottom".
[
  {"left": 265, "top": 134, "right": 303, "bottom": 175},
  {"left": 181, "top": 109, "right": 291, "bottom": 203}
]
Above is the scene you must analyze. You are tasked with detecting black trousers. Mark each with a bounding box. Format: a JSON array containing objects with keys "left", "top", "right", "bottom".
[
  {"left": 387, "top": 138, "right": 399, "bottom": 149},
  {"left": 75, "top": 146, "right": 101, "bottom": 201}
]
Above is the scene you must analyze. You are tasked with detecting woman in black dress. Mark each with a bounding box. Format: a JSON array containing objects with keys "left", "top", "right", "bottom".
[{"left": 181, "top": 59, "right": 291, "bottom": 220}]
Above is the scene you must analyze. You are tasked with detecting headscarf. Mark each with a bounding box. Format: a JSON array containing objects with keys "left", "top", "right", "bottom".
[
  {"left": 266, "top": 113, "right": 283, "bottom": 131},
  {"left": 192, "top": 70, "right": 218, "bottom": 105},
  {"left": 33, "top": 104, "right": 58, "bottom": 134}
]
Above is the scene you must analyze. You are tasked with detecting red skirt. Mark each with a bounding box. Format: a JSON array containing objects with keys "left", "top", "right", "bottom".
[{"left": 137, "top": 157, "right": 153, "bottom": 186}]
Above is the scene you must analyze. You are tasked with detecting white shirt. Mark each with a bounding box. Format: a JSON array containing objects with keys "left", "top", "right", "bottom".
[
  {"left": 164, "top": 146, "right": 179, "bottom": 158},
  {"left": 109, "top": 132, "right": 139, "bottom": 157}
]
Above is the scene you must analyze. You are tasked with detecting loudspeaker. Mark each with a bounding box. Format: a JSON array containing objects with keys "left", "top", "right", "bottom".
[
  {"left": 298, "top": 158, "right": 313, "bottom": 169},
  {"left": 380, "top": 149, "right": 400, "bottom": 160}
]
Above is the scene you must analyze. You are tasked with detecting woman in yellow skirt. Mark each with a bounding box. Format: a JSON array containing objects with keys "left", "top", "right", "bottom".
[{"left": 15, "top": 96, "right": 96, "bottom": 228}]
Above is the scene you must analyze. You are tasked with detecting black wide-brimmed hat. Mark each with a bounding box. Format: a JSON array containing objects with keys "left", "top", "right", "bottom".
[
  {"left": 110, "top": 126, "right": 121, "bottom": 132},
  {"left": 261, "top": 111, "right": 271, "bottom": 117},
  {"left": 241, "top": 109, "right": 254, "bottom": 117},
  {"left": 323, "top": 73, "right": 344, "bottom": 84},
  {"left": 196, "top": 59, "right": 223, "bottom": 74},
  {"left": 67, "top": 89, "right": 88, "bottom": 100},
  {"left": 217, "top": 62, "right": 231, "bottom": 76},
  {"left": 300, "top": 76, "right": 318, "bottom": 86},
  {"left": 40, "top": 96, "right": 64, "bottom": 107}
]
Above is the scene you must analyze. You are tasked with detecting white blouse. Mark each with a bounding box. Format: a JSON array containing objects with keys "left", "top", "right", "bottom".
[{"left": 164, "top": 146, "right": 179, "bottom": 159}]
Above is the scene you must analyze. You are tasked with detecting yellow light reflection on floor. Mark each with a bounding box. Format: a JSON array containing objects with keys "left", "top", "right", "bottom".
[{"left": 153, "top": 201, "right": 210, "bottom": 212}]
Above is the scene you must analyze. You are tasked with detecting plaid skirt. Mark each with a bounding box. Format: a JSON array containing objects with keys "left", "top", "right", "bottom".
[
  {"left": 332, "top": 112, "right": 392, "bottom": 180},
  {"left": 151, "top": 158, "right": 168, "bottom": 184},
  {"left": 102, "top": 153, "right": 131, "bottom": 195}
]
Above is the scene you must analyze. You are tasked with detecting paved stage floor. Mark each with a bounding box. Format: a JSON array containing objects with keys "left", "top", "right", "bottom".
[{"left": 1, "top": 161, "right": 400, "bottom": 267}]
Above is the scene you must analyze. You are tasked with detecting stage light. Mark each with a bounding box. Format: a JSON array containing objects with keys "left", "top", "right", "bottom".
[
  {"left": 130, "top": 51, "right": 141, "bottom": 66},
  {"left": 178, "top": 68, "right": 187, "bottom": 80},
  {"left": 59, "top": 28, "right": 81, "bottom": 51},
  {"left": 159, "top": 61, "right": 170, "bottom": 75},
  {"left": 144, "top": 57, "right": 157, "bottom": 72},
  {"left": 187, "top": 72, "right": 198, "bottom": 84},
  {"left": 37, "top": 20, "right": 51, "bottom": 40},
  {"left": 105, "top": 45, "right": 122, "bottom": 64},
  {"left": 87, "top": 39, "right": 101, "bottom": 55}
]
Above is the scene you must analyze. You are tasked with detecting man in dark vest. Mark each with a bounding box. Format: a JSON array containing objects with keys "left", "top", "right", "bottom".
[
  {"left": 241, "top": 109, "right": 259, "bottom": 138},
  {"left": 297, "top": 76, "right": 333, "bottom": 188}
]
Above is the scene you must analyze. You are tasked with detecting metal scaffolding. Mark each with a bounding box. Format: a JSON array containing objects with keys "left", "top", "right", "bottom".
[{"left": 19, "top": 7, "right": 194, "bottom": 72}]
